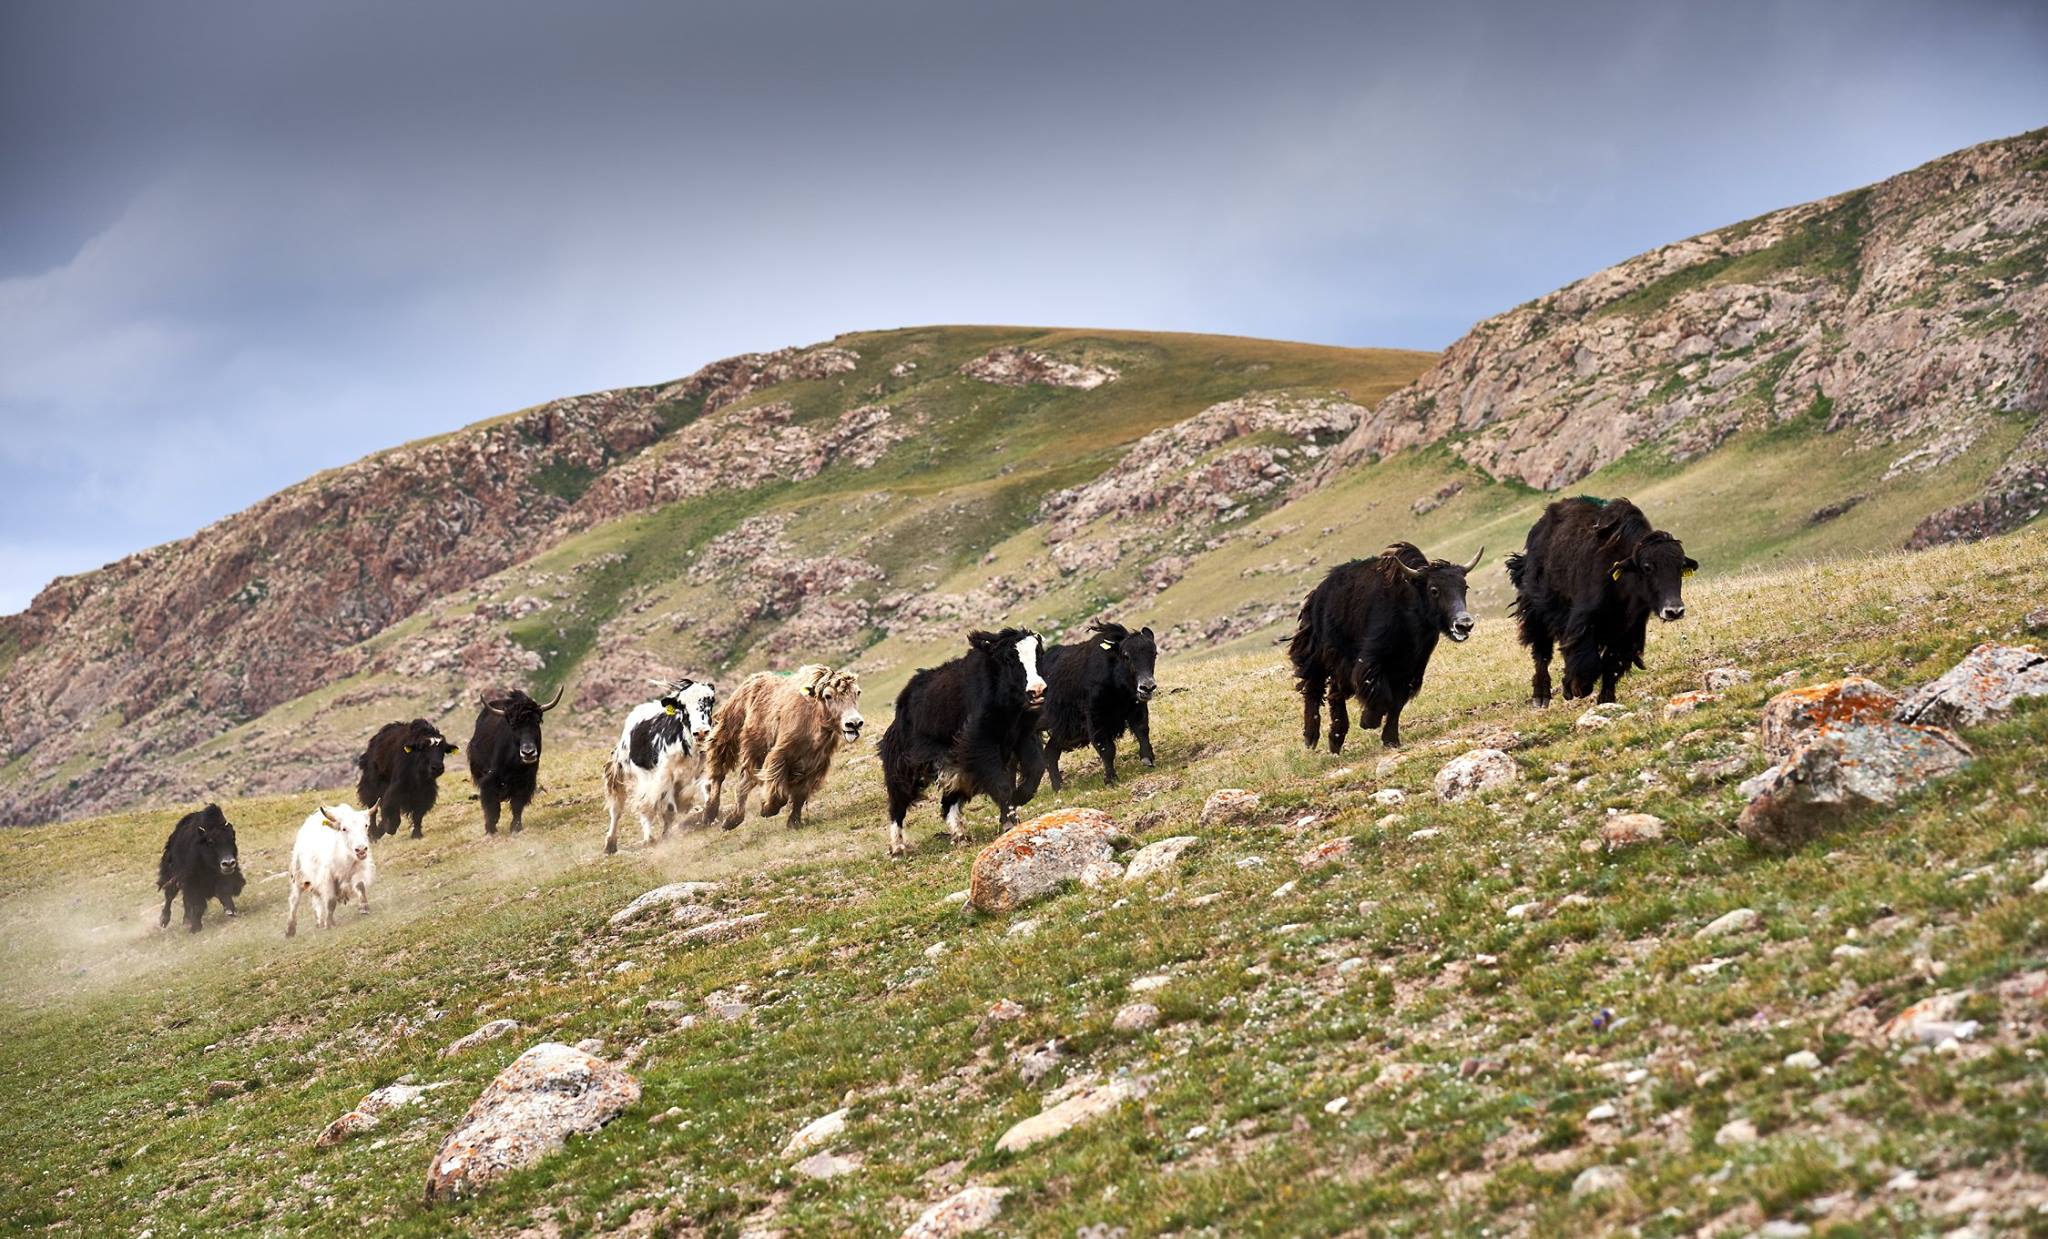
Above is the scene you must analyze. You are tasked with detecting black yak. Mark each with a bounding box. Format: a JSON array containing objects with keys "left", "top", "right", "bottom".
[
  {"left": 1289, "top": 542, "right": 1482, "bottom": 750},
  {"left": 878, "top": 628, "right": 1047, "bottom": 856},
  {"left": 1506, "top": 497, "right": 1696, "bottom": 705},
  {"left": 156, "top": 804, "right": 244, "bottom": 933},
  {"left": 1039, "top": 621, "right": 1158, "bottom": 789},
  {"left": 355, "top": 718, "right": 458, "bottom": 840},
  {"left": 466, "top": 687, "right": 562, "bottom": 835}
]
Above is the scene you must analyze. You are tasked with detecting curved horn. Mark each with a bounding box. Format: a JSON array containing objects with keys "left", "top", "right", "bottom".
[
  {"left": 482, "top": 699, "right": 509, "bottom": 715},
  {"left": 1380, "top": 547, "right": 1428, "bottom": 579},
  {"left": 537, "top": 686, "right": 565, "bottom": 712},
  {"left": 1462, "top": 545, "right": 1485, "bottom": 573}
]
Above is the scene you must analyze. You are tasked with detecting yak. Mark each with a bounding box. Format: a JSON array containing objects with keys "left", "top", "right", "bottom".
[
  {"left": 602, "top": 677, "right": 717, "bottom": 854},
  {"left": 702, "top": 665, "right": 863, "bottom": 832},
  {"left": 156, "top": 803, "right": 244, "bottom": 933},
  {"left": 1506, "top": 497, "right": 1696, "bottom": 706},
  {"left": 878, "top": 628, "right": 1046, "bottom": 857},
  {"left": 1289, "top": 542, "right": 1482, "bottom": 751},
  {"left": 1039, "top": 621, "right": 1158, "bottom": 790},
  {"left": 466, "top": 687, "right": 562, "bottom": 835},
  {"left": 355, "top": 718, "right": 458, "bottom": 840}
]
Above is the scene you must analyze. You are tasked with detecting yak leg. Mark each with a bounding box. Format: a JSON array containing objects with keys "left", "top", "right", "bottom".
[
  {"left": 1043, "top": 737, "right": 1067, "bottom": 792},
  {"left": 408, "top": 807, "right": 425, "bottom": 839},
  {"left": 182, "top": 889, "right": 206, "bottom": 934},
  {"left": 508, "top": 793, "right": 527, "bottom": 834},
  {"left": 355, "top": 875, "right": 371, "bottom": 915},
  {"left": 1132, "top": 703, "right": 1155, "bottom": 767},
  {"left": 1598, "top": 663, "right": 1623, "bottom": 705},
  {"left": 1561, "top": 641, "right": 1603, "bottom": 700},
  {"left": 220, "top": 891, "right": 238, "bottom": 918},
  {"left": 699, "top": 773, "right": 725, "bottom": 828},
  {"left": 1013, "top": 733, "right": 1045, "bottom": 807},
  {"left": 1381, "top": 697, "right": 1406, "bottom": 748},
  {"left": 285, "top": 880, "right": 303, "bottom": 938},
  {"left": 885, "top": 766, "right": 920, "bottom": 858},
  {"left": 1326, "top": 681, "right": 1352, "bottom": 754},
  {"left": 786, "top": 793, "right": 808, "bottom": 830},
  {"left": 720, "top": 767, "right": 759, "bottom": 831},
  {"left": 159, "top": 883, "right": 178, "bottom": 929},
  {"left": 1528, "top": 632, "right": 1555, "bottom": 707},
  {"left": 1092, "top": 732, "right": 1119, "bottom": 786},
  {"left": 480, "top": 795, "right": 501, "bottom": 836},
  {"left": 603, "top": 789, "right": 623, "bottom": 855},
  {"left": 1299, "top": 672, "right": 1326, "bottom": 750}
]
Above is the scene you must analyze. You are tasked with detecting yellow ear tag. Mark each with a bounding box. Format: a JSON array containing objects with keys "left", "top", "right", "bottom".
[
  {"left": 664, "top": 704, "right": 676, "bottom": 715},
  {"left": 404, "top": 745, "right": 412, "bottom": 753},
  {"left": 802, "top": 686, "right": 814, "bottom": 696},
  {"left": 1610, "top": 566, "right": 1623, "bottom": 581},
  {"left": 1100, "top": 640, "right": 1114, "bottom": 650},
  {"left": 1682, "top": 567, "right": 1697, "bottom": 578},
  {"left": 447, "top": 744, "right": 458, "bottom": 754}
]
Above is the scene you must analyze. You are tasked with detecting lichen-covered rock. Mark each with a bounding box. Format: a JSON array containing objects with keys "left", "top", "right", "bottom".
[
  {"left": 1758, "top": 676, "right": 1903, "bottom": 762},
  {"left": 1433, "top": 749, "right": 1518, "bottom": 802},
  {"left": 1599, "top": 813, "right": 1667, "bottom": 849},
  {"left": 607, "top": 881, "right": 720, "bottom": 927},
  {"left": 902, "top": 1185, "right": 1010, "bottom": 1238},
  {"left": 1299, "top": 836, "right": 1355, "bottom": 868},
  {"left": 994, "top": 1075, "right": 1151, "bottom": 1153},
  {"left": 1738, "top": 716, "right": 1971, "bottom": 850},
  {"left": 1895, "top": 642, "right": 2048, "bottom": 729},
  {"left": 1200, "top": 789, "right": 1261, "bottom": 825},
  {"left": 1122, "top": 835, "right": 1199, "bottom": 884},
  {"left": 425, "top": 1043, "right": 639, "bottom": 1201},
  {"left": 1665, "top": 689, "right": 1721, "bottom": 719},
  {"left": 315, "top": 1110, "right": 380, "bottom": 1148},
  {"left": 968, "top": 808, "right": 1123, "bottom": 913},
  {"left": 1703, "top": 667, "right": 1753, "bottom": 692}
]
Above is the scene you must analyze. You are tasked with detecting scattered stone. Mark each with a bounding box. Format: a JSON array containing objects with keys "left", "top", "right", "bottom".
[
  {"left": 985, "top": 999, "right": 1027, "bottom": 1023},
  {"left": 1715, "top": 1117, "right": 1759, "bottom": 1147},
  {"left": 1883, "top": 991, "right": 1983, "bottom": 1045},
  {"left": 1299, "top": 836, "right": 1354, "bottom": 869},
  {"left": 2025, "top": 607, "right": 2048, "bottom": 635},
  {"left": 1371, "top": 788, "right": 1406, "bottom": 806},
  {"left": 1200, "top": 789, "right": 1261, "bottom": 826},
  {"left": 1895, "top": 642, "right": 2048, "bottom": 729},
  {"left": 902, "top": 1185, "right": 1010, "bottom": 1238},
  {"left": 1506, "top": 900, "right": 1550, "bottom": 922},
  {"left": 994, "top": 1076, "right": 1151, "bottom": 1153},
  {"left": 704, "top": 990, "right": 752, "bottom": 1022},
  {"left": 1323, "top": 1094, "right": 1350, "bottom": 1114},
  {"left": 315, "top": 1110, "right": 379, "bottom": 1148},
  {"left": 1784, "top": 1050, "right": 1822, "bottom": 1071},
  {"left": 1112, "top": 1003, "right": 1161, "bottom": 1032},
  {"left": 1599, "top": 813, "right": 1667, "bottom": 849},
  {"left": 1586, "top": 1102, "right": 1619, "bottom": 1123},
  {"left": 1433, "top": 749, "right": 1518, "bottom": 802},
  {"left": 647, "top": 1106, "right": 683, "bottom": 1126},
  {"left": 443, "top": 1019, "right": 521, "bottom": 1058},
  {"left": 1664, "top": 689, "right": 1721, "bottom": 719},
  {"left": 783, "top": 1108, "right": 849, "bottom": 1157},
  {"left": 1269, "top": 880, "right": 1298, "bottom": 899},
  {"left": 794, "top": 1150, "right": 861, "bottom": 1181},
  {"left": 1576, "top": 708, "right": 1615, "bottom": 730},
  {"left": 1408, "top": 827, "right": 1443, "bottom": 842},
  {"left": 969, "top": 808, "right": 1124, "bottom": 913},
  {"left": 670, "top": 903, "right": 718, "bottom": 927},
  {"left": 1571, "top": 1165, "right": 1627, "bottom": 1199},
  {"left": 204, "top": 1080, "right": 245, "bottom": 1100},
  {"left": 1123, "top": 836, "right": 1199, "bottom": 884},
  {"left": 1011, "top": 1040, "right": 1063, "bottom": 1084},
  {"left": 1704, "top": 667, "right": 1753, "bottom": 691},
  {"left": 679, "top": 913, "right": 768, "bottom": 944},
  {"left": 608, "top": 882, "right": 719, "bottom": 927},
  {"left": 424, "top": 1043, "right": 640, "bottom": 1200},
  {"left": 573, "top": 1038, "right": 605, "bottom": 1057},
  {"left": 359, "top": 1082, "right": 442, "bottom": 1115},
  {"left": 1695, "top": 908, "right": 1759, "bottom": 940},
  {"left": 924, "top": 941, "right": 949, "bottom": 960},
  {"left": 1128, "top": 973, "right": 1171, "bottom": 993},
  {"left": 1005, "top": 918, "right": 1041, "bottom": 939}
]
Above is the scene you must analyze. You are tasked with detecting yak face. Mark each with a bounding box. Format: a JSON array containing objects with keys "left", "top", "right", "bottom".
[
  {"left": 970, "top": 628, "right": 1046, "bottom": 708},
  {"left": 485, "top": 688, "right": 560, "bottom": 764},
  {"left": 1384, "top": 544, "right": 1482, "bottom": 642},
  {"left": 319, "top": 804, "right": 374, "bottom": 861},
  {"left": 1095, "top": 623, "right": 1160, "bottom": 701},
  {"left": 807, "top": 669, "right": 865, "bottom": 742},
  {"left": 402, "top": 720, "right": 456, "bottom": 778},
  {"left": 194, "top": 805, "right": 241, "bottom": 876},
  {"left": 659, "top": 678, "right": 718, "bottom": 749},
  {"left": 1612, "top": 532, "right": 1697, "bottom": 623}
]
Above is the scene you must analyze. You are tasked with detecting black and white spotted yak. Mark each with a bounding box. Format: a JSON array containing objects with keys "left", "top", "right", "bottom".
[
  {"left": 878, "top": 628, "right": 1047, "bottom": 857},
  {"left": 355, "top": 718, "right": 458, "bottom": 840},
  {"left": 1506, "top": 497, "right": 1696, "bottom": 706},
  {"left": 466, "top": 687, "right": 563, "bottom": 835},
  {"left": 156, "top": 803, "right": 244, "bottom": 932},
  {"left": 1289, "top": 542, "right": 1482, "bottom": 751},
  {"left": 1039, "top": 621, "right": 1158, "bottom": 789}
]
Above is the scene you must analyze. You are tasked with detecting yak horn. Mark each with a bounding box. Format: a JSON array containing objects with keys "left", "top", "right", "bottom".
[
  {"left": 1462, "top": 545, "right": 1485, "bottom": 573},
  {"left": 1378, "top": 545, "right": 1428, "bottom": 578},
  {"left": 482, "top": 699, "right": 508, "bottom": 715},
  {"left": 538, "top": 686, "right": 565, "bottom": 712}
]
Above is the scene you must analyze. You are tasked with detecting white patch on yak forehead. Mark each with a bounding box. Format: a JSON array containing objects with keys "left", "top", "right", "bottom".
[
  {"left": 680, "top": 681, "right": 717, "bottom": 730},
  {"left": 1015, "top": 634, "right": 1045, "bottom": 693}
]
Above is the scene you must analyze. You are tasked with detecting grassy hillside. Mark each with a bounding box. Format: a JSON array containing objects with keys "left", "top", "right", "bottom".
[{"left": 5, "top": 525, "right": 2045, "bottom": 1236}]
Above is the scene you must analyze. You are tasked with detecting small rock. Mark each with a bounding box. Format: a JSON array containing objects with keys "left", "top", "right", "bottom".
[
  {"left": 1757, "top": 1222, "right": 1811, "bottom": 1238},
  {"left": 1371, "top": 788, "right": 1406, "bottom": 806},
  {"left": 1270, "top": 880, "right": 1298, "bottom": 899},
  {"left": 1322, "top": 1095, "right": 1349, "bottom": 1114},
  {"left": 1664, "top": 689, "right": 1721, "bottom": 719},
  {"left": 1599, "top": 813, "right": 1667, "bottom": 849},
  {"left": 1571, "top": 1165, "right": 1626, "bottom": 1199},
  {"left": 1506, "top": 900, "right": 1550, "bottom": 922},
  {"left": 1199, "top": 789, "right": 1261, "bottom": 826},
  {"left": 924, "top": 941, "right": 949, "bottom": 960},
  {"left": 902, "top": 1185, "right": 1010, "bottom": 1238},
  {"left": 1123, "top": 836, "right": 1200, "bottom": 884},
  {"left": 1882, "top": 991, "right": 1982, "bottom": 1045},
  {"left": 1408, "top": 827, "right": 1443, "bottom": 842},
  {"left": 994, "top": 1076, "right": 1151, "bottom": 1153},
  {"left": 793, "top": 1150, "right": 861, "bottom": 1181},
  {"left": 679, "top": 913, "right": 768, "bottom": 943},
  {"left": 704, "top": 991, "right": 752, "bottom": 1022},
  {"left": 1112, "top": 1003, "right": 1161, "bottom": 1032},
  {"left": 969, "top": 808, "right": 1123, "bottom": 913},
  {"left": 1783, "top": 1050, "right": 1822, "bottom": 1071},
  {"left": 1005, "top": 918, "right": 1040, "bottom": 939},
  {"left": 1703, "top": 667, "right": 1752, "bottom": 691},
  {"left": 1011, "top": 1040, "right": 1062, "bottom": 1084},
  {"left": 1715, "top": 1117, "right": 1759, "bottom": 1147},
  {"left": 1299, "top": 836, "right": 1354, "bottom": 869},
  {"left": 315, "top": 1110, "right": 379, "bottom": 1148},
  {"left": 985, "top": 999, "right": 1026, "bottom": 1023},
  {"left": 573, "top": 1038, "right": 605, "bottom": 1057},
  {"left": 1586, "top": 1102, "right": 1619, "bottom": 1123},
  {"left": 204, "top": 1080, "right": 244, "bottom": 1100},
  {"left": 1433, "top": 749, "right": 1518, "bottom": 802},
  {"left": 443, "top": 1019, "right": 522, "bottom": 1057},
  {"left": 1575, "top": 708, "right": 1615, "bottom": 730},
  {"left": 1695, "top": 908, "right": 1759, "bottom": 940},
  {"left": 424, "top": 1043, "right": 639, "bottom": 1200},
  {"left": 783, "top": 1108, "right": 849, "bottom": 1157},
  {"left": 607, "top": 881, "right": 719, "bottom": 927},
  {"left": 1128, "top": 973, "right": 1171, "bottom": 993}
]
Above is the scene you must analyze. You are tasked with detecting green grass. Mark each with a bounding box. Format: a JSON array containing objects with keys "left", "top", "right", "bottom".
[
  {"left": 6, "top": 527, "right": 2048, "bottom": 1236},
  {"left": 1596, "top": 190, "right": 1872, "bottom": 319}
]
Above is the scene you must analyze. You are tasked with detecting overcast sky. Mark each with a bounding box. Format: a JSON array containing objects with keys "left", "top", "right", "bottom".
[{"left": 2, "top": 1, "right": 2044, "bottom": 613}]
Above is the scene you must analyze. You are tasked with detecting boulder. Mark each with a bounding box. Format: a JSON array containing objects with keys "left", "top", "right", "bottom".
[
  {"left": 783, "top": 1107, "right": 849, "bottom": 1157},
  {"left": 1758, "top": 676, "right": 1901, "bottom": 762},
  {"left": 1433, "top": 749, "right": 1518, "bottom": 802},
  {"left": 1199, "top": 789, "right": 1261, "bottom": 825},
  {"left": 1664, "top": 689, "right": 1721, "bottom": 719},
  {"left": 1738, "top": 716, "right": 1971, "bottom": 850},
  {"left": 607, "top": 881, "right": 719, "bottom": 927},
  {"left": 968, "top": 808, "right": 1123, "bottom": 913},
  {"left": 994, "top": 1075, "right": 1151, "bottom": 1154},
  {"left": 1895, "top": 642, "right": 2048, "bottom": 729},
  {"left": 1122, "top": 836, "right": 1199, "bottom": 884},
  {"left": 902, "top": 1185, "right": 1010, "bottom": 1238},
  {"left": 424, "top": 1043, "right": 640, "bottom": 1200},
  {"left": 1599, "top": 813, "right": 1667, "bottom": 849}
]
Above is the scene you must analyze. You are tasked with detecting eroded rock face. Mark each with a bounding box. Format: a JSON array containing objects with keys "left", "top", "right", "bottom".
[
  {"left": 968, "top": 809, "right": 1123, "bottom": 913},
  {"left": 1895, "top": 642, "right": 2048, "bottom": 729},
  {"left": 960, "top": 346, "right": 1117, "bottom": 390},
  {"left": 424, "top": 1043, "right": 640, "bottom": 1201}
]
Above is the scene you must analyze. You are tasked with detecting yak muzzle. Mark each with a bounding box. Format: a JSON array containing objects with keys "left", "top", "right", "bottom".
[
  {"left": 691, "top": 728, "right": 711, "bottom": 747},
  {"left": 218, "top": 858, "right": 239, "bottom": 874},
  {"left": 353, "top": 846, "right": 370, "bottom": 860},
  {"left": 842, "top": 719, "right": 864, "bottom": 740},
  {"left": 1659, "top": 605, "right": 1686, "bottom": 623},
  {"left": 518, "top": 746, "right": 540, "bottom": 764},
  {"left": 1449, "top": 614, "right": 1475, "bottom": 642},
  {"left": 1136, "top": 679, "right": 1157, "bottom": 701}
]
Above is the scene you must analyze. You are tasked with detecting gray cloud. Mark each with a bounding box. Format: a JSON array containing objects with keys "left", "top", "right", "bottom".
[{"left": 3, "top": 0, "right": 2045, "bottom": 611}]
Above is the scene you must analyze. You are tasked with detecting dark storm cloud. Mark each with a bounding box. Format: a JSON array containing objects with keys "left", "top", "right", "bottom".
[{"left": 3, "top": 0, "right": 2045, "bottom": 610}]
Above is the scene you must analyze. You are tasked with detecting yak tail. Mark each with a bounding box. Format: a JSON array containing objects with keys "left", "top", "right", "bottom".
[
  {"left": 156, "top": 833, "right": 179, "bottom": 891},
  {"left": 1284, "top": 601, "right": 1316, "bottom": 681},
  {"left": 1504, "top": 551, "right": 1527, "bottom": 591}
]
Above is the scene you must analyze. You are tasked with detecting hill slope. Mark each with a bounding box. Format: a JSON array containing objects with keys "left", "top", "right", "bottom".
[{"left": 3, "top": 529, "right": 2044, "bottom": 1236}]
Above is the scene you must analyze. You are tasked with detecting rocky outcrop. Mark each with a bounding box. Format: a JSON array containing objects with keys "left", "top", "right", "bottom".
[
  {"left": 968, "top": 808, "right": 1124, "bottom": 913},
  {"left": 424, "top": 1043, "right": 639, "bottom": 1200},
  {"left": 1894, "top": 642, "right": 2048, "bottom": 728},
  {"left": 1309, "top": 128, "right": 2048, "bottom": 541},
  {"left": 960, "top": 346, "right": 1117, "bottom": 390}
]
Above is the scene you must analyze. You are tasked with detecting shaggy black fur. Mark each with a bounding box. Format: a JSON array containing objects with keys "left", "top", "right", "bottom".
[
  {"left": 356, "top": 718, "right": 456, "bottom": 839},
  {"left": 878, "top": 628, "right": 1046, "bottom": 851},
  {"left": 466, "top": 687, "right": 561, "bottom": 835},
  {"left": 1039, "top": 621, "right": 1158, "bottom": 789},
  {"left": 156, "top": 804, "right": 244, "bottom": 933}
]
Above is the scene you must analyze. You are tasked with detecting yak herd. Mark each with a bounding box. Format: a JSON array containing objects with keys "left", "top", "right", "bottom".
[{"left": 152, "top": 496, "right": 1694, "bottom": 935}]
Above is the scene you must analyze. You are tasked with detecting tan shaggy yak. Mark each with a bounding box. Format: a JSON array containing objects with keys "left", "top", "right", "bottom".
[{"left": 701, "top": 665, "right": 864, "bottom": 830}]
